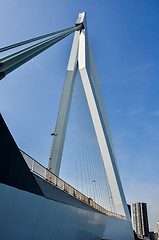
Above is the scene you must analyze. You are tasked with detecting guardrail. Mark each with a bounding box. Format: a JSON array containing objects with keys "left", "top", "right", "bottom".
[{"left": 20, "top": 149, "right": 126, "bottom": 220}]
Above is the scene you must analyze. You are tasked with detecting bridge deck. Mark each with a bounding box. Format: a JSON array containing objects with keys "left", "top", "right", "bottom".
[{"left": 21, "top": 150, "right": 126, "bottom": 220}]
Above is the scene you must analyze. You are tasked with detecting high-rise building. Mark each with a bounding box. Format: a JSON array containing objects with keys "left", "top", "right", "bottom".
[
  {"left": 157, "top": 221, "right": 159, "bottom": 240},
  {"left": 132, "top": 202, "right": 149, "bottom": 238}
]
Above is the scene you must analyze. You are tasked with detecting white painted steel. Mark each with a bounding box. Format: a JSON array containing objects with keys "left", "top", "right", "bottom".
[
  {"left": 21, "top": 149, "right": 126, "bottom": 219},
  {"left": 78, "top": 16, "right": 130, "bottom": 219},
  {"left": 75, "top": 12, "right": 85, "bottom": 26},
  {"left": 0, "top": 12, "right": 135, "bottom": 239},
  {"left": 0, "top": 183, "right": 134, "bottom": 240},
  {"left": 49, "top": 11, "right": 132, "bottom": 224},
  {"left": 48, "top": 30, "right": 80, "bottom": 176}
]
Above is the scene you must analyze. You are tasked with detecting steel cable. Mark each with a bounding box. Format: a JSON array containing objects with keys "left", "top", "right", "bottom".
[
  {"left": 0, "top": 26, "right": 80, "bottom": 53},
  {"left": 0, "top": 24, "right": 82, "bottom": 80}
]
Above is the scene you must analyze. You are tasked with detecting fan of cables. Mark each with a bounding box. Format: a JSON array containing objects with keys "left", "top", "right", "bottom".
[{"left": 60, "top": 70, "right": 115, "bottom": 213}]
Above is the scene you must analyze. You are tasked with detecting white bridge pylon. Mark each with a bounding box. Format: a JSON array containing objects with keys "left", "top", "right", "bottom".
[{"left": 48, "top": 12, "right": 130, "bottom": 219}]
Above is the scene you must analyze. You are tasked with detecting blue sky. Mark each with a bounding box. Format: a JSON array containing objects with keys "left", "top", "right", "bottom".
[{"left": 0, "top": 0, "right": 159, "bottom": 232}]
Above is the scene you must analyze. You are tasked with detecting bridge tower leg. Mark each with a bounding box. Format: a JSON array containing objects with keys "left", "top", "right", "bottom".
[{"left": 48, "top": 27, "right": 80, "bottom": 175}]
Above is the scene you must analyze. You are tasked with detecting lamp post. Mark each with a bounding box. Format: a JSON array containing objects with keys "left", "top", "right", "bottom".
[{"left": 92, "top": 179, "right": 96, "bottom": 201}]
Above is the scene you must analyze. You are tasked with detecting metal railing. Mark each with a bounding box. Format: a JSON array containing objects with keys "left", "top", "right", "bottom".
[{"left": 20, "top": 149, "right": 126, "bottom": 220}]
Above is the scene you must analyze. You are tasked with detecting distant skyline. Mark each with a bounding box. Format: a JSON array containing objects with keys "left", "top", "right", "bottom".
[{"left": 0, "top": 0, "right": 159, "bottom": 231}]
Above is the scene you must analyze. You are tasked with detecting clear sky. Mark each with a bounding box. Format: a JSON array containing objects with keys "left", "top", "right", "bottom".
[{"left": 0, "top": 0, "right": 159, "bottom": 232}]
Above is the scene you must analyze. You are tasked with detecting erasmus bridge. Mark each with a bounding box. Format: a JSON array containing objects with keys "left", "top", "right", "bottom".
[{"left": 0, "top": 13, "right": 134, "bottom": 240}]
